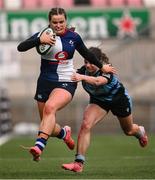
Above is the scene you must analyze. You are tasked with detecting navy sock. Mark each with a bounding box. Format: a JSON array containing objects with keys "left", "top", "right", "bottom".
[{"left": 56, "top": 128, "right": 66, "bottom": 139}]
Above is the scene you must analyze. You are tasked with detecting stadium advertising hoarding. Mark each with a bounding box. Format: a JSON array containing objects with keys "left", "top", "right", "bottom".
[{"left": 0, "top": 9, "right": 149, "bottom": 40}]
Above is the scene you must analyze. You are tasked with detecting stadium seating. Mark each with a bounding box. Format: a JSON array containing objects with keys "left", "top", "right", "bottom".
[
  {"left": 23, "top": 0, "right": 39, "bottom": 9},
  {"left": 4, "top": 0, "right": 22, "bottom": 10},
  {"left": 143, "top": 0, "right": 155, "bottom": 7},
  {"left": 39, "top": 0, "right": 56, "bottom": 8},
  {"left": 90, "top": 0, "right": 108, "bottom": 7},
  {"left": 74, "top": 0, "right": 90, "bottom": 5},
  {"left": 127, "top": 0, "right": 143, "bottom": 6},
  {"left": 110, "top": 0, "right": 125, "bottom": 7},
  {"left": 0, "top": 0, "right": 3, "bottom": 9},
  {"left": 1, "top": 0, "right": 155, "bottom": 11},
  {"left": 57, "top": 0, "right": 74, "bottom": 7}
]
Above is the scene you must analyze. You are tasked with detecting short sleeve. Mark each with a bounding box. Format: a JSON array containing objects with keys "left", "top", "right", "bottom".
[
  {"left": 77, "top": 66, "right": 86, "bottom": 75},
  {"left": 101, "top": 72, "right": 112, "bottom": 84}
]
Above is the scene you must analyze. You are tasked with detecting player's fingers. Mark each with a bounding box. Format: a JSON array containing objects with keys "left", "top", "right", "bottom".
[{"left": 111, "top": 68, "right": 117, "bottom": 74}]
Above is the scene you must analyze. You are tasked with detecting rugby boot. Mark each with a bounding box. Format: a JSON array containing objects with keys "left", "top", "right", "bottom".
[
  {"left": 63, "top": 126, "right": 75, "bottom": 150},
  {"left": 62, "top": 162, "right": 83, "bottom": 172},
  {"left": 138, "top": 126, "right": 148, "bottom": 147},
  {"left": 29, "top": 146, "right": 42, "bottom": 162}
]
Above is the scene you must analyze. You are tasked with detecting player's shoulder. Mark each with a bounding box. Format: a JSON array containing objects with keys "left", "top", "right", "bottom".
[
  {"left": 66, "top": 29, "right": 80, "bottom": 37},
  {"left": 101, "top": 71, "right": 111, "bottom": 78},
  {"left": 97, "top": 70, "right": 113, "bottom": 83},
  {"left": 77, "top": 66, "right": 86, "bottom": 74}
]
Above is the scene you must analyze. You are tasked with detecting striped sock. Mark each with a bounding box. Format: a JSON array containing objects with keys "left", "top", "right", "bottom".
[
  {"left": 56, "top": 128, "right": 66, "bottom": 139},
  {"left": 35, "top": 138, "right": 47, "bottom": 151}
]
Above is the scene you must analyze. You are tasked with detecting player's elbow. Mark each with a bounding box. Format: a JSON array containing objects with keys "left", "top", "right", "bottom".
[
  {"left": 94, "top": 79, "right": 102, "bottom": 86},
  {"left": 95, "top": 77, "right": 107, "bottom": 86},
  {"left": 17, "top": 44, "right": 23, "bottom": 52},
  {"left": 17, "top": 43, "right": 27, "bottom": 52}
]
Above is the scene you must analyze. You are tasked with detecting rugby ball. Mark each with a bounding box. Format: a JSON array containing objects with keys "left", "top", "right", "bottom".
[{"left": 36, "top": 27, "right": 54, "bottom": 55}]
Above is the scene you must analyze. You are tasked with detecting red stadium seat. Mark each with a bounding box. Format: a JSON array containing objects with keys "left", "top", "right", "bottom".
[
  {"left": 90, "top": 0, "right": 108, "bottom": 7},
  {"left": 57, "top": 0, "right": 74, "bottom": 7},
  {"left": 126, "top": 0, "right": 143, "bottom": 6},
  {"left": 39, "top": 0, "right": 56, "bottom": 8},
  {"left": 110, "top": 0, "right": 125, "bottom": 7},
  {"left": 0, "top": 0, "right": 3, "bottom": 9},
  {"left": 23, "top": 0, "right": 39, "bottom": 9}
]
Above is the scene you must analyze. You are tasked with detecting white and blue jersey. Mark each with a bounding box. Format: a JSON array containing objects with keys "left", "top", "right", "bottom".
[
  {"left": 17, "top": 28, "right": 103, "bottom": 102},
  {"left": 38, "top": 30, "right": 81, "bottom": 82},
  {"left": 17, "top": 29, "right": 103, "bottom": 82}
]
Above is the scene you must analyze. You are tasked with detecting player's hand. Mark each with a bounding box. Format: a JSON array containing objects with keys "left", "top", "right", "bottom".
[
  {"left": 40, "top": 31, "right": 56, "bottom": 46},
  {"left": 101, "top": 64, "right": 117, "bottom": 74},
  {"left": 71, "top": 72, "right": 83, "bottom": 82}
]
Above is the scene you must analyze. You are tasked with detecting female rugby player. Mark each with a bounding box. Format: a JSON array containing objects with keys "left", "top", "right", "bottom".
[
  {"left": 62, "top": 47, "right": 148, "bottom": 172},
  {"left": 17, "top": 8, "right": 116, "bottom": 162}
]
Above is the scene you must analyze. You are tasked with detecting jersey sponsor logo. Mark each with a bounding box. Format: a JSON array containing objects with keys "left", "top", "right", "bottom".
[
  {"left": 55, "top": 51, "right": 68, "bottom": 60},
  {"left": 49, "top": 51, "right": 69, "bottom": 65},
  {"left": 49, "top": 59, "right": 69, "bottom": 65}
]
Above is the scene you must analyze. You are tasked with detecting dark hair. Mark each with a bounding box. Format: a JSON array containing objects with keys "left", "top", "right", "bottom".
[
  {"left": 48, "top": 7, "right": 76, "bottom": 32},
  {"left": 48, "top": 8, "right": 67, "bottom": 21},
  {"left": 89, "top": 47, "right": 110, "bottom": 65}
]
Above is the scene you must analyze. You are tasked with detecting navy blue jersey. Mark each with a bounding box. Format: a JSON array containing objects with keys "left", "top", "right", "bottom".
[
  {"left": 78, "top": 66, "right": 131, "bottom": 103},
  {"left": 17, "top": 29, "right": 103, "bottom": 82}
]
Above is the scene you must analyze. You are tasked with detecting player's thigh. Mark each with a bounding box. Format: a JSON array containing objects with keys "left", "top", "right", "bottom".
[
  {"left": 47, "top": 88, "right": 72, "bottom": 110},
  {"left": 83, "top": 103, "right": 107, "bottom": 127}
]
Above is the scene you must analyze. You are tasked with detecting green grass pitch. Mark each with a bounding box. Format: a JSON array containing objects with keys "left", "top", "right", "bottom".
[{"left": 0, "top": 134, "right": 155, "bottom": 179}]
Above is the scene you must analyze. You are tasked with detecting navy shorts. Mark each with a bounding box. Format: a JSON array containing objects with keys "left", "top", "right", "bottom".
[
  {"left": 34, "top": 78, "right": 77, "bottom": 102},
  {"left": 90, "top": 87, "right": 132, "bottom": 118}
]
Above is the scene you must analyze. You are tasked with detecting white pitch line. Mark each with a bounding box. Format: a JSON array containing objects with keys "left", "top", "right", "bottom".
[{"left": 0, "top": 133, "right": 12, "bottom": 146}]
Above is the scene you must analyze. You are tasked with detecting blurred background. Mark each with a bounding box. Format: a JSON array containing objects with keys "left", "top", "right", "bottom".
[{"left": 0, "top": 0, "right": 155, "bottom": 141}]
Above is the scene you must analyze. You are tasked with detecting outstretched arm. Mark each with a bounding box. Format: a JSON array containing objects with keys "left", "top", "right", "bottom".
[{"left": 71, "top": 72, "right": 108, "bottom": 86}]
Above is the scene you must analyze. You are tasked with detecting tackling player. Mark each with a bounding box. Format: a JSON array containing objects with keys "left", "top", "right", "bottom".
[{"left": 62, "top": 47, "right": 148, "bottom": 172}]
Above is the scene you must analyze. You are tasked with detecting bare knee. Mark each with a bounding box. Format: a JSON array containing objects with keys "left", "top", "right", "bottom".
[
  {"left": 44, "top": 102, "right": 56, "bottom": 115},
  {"left": 80, "top": 120, "right": 92, "bottom": 132}
]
